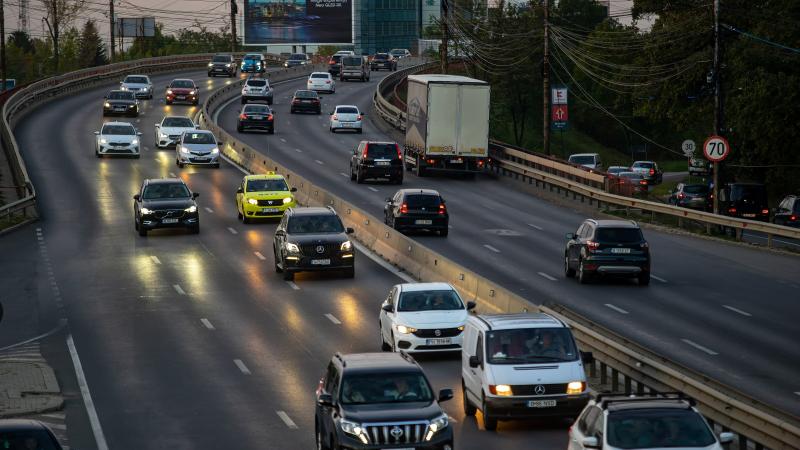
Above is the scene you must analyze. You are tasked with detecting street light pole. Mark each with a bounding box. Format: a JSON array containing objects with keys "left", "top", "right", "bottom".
[{"left": 712, "top": 0, "right": 724, "bottom": 214}]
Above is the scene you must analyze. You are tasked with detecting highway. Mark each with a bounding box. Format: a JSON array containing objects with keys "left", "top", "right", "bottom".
[
  {"left": 11, "top": 69, "right": 569, "bottom": 449},
  {"left": 212, "top": 68, "right": 800, "bottom": 416}
]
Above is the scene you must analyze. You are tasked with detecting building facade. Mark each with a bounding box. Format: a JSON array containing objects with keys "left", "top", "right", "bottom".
[{"left": 354, "top": 0, "right": 420, "bottom": 55}]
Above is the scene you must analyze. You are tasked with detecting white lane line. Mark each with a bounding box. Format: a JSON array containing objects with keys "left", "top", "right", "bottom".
[
  {"left": 200, "top": 318, "right": 216, "bottom": 330},
  {"left": 527, "top": 223, "right": 544, "bottom": 231},
  {"left": 227, "top": 227, "right": 238, "bottom": 235},
  {"left": 604, "top": 303, "right": 629, "bottom": 314},
  {"left": 67, "top": 334, "right": 109, "bottom": 450},
  {"left": 325, "top": 313, "right": 342, "bottom": 324},
  {"left": 315, "top": 159, "right": 324, "bottom": 165},
  {"left": 483, "top": 244, "right": 501, "bottom": 253},
  {"left": 169, "top": 172, "right": 176, "bottom": 177},
  {"left": 204, "top": 207, "right": 214, "bottom": 213},
  {"left": 294, "top": 148, "right": 303, "bottom": 153},
  {"left": 651, "top": 275, "right": 668, "bottom": 283},
  {"left": 150, "top": 255, "right": 161, "bottom": 265},
  {"left": 287, "top": 281, "right": 300, "bottom": 290},
  {"left": 722, "top": 305, "right": 752, "bottom": 317},
  {"left": 367, "top": 187, "right": 379, "bottom": 192},
  {"left": 254, "top": 252, "right": 267, "bottom": 261},
  {"left": 537, "top": 272, "right": 557, "bottom": 281},
  {"left": 681, "top": 339, "right": 718, "bottom": 356},
  {"left": 276, "top": 411, "right": 298, "bottom": 429},
  {"left": 280, "top": 138, "right": 287, "bottom": 143},
  {"left": 353, "top": 241, "right": 415, "bottom": 283},
  {"left": 340, "top": 172, "right": 349, "bottom": 177},
  {"left": 234, "top": 359, "right": 252, "bottom": 375},
  {"left": 173, "top": 284, "right": 186, "bottom": 295}
]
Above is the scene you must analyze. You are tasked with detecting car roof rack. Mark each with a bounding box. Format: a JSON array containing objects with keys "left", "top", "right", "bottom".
[{"left": 595, "top": 391, "right": 696, "bottom": 409}]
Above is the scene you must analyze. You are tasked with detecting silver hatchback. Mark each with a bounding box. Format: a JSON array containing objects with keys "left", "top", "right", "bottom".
[{"left": 176, "top": 130, "right": 221, "bottom": 168}]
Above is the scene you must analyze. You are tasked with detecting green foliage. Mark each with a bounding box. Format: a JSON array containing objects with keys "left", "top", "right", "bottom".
[
  {"left": 78, "top": 21, "right": 108, "bottom": 68},
  {"left": 317, "top": 45, "right": 343, "bottom": 57}
]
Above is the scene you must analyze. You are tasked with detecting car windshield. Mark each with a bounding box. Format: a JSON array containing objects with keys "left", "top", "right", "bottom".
[
  {"left": 124, "top": 76, "right": 148, "bottom": 84},
  {"left": 633, "top": 161, "right": 655, "bottom": 168},
  {"left": 287, "top": 215, "right": 344, "bottom": 234},
  {"left": 337, "top": 107, "right": 359, "bottom": 114},
  {"left": 397, "top": 289, "right": 463, "bottom": 312},
  {"left": 311, "top": 73, "right": 329, "bottom": 79},
  {"left": 102, "top": 125, "right": 135, "bottom": 135},
  {"left": 405, "top": 194, "right": 441, "bottom": 209},
  {"left": 143, "top": 183, "right": 190, "bottom": 200},
  {"left": 183, "top": 133, "right": 215, "bottom": 144},
  {"left": 569, "top": 155, "right": 596, "bottom": 165},
  {"left": 295, "top": 91, "right": 318, "bottom": 99},
  {"left": 162, "top": 117, "right": 194, "bottom": 128},
  {"left": 171, "top": 80, "right": 194, "bottom": 88},
  {"left": 247, "top": 179, "right": 288, "bottom": 192},
  {"left": 390, "top": 49, "right": 403, "bottom": 54},
  {"left": 374, "top": 54, "right": 389, "bottom": 60},
  {"left": 108, "top": 91, "right": 134, "bottom": 100},
  {"left": 0, "top": 429, "right": 62, "bottom": 450},
  {"left": 683, "top": 185, "right": 709, "bottom": 194},
  {"left": 340, "top": 372, "right": 434, "bottom": 405},
  {"left": 289, "top": 54, "right": 306, "bottom": 60},
  {"left": 730, "top": 184, "right": 767, "bottom": 202},
  {"left": 342, "top": 57, "right": 362, "bottom": 65},
  {"left": 595, "top": 227, "right": 644, "bottom": 243},
  {"left": 244, "top": 55, "right": 260, "bottom": 60},
  {"left": 366, "top": 143, "right": 398, "bottom": 159},
  {"left": 247, "top": 79, "right": 268, "bottom": 87},
  {"left": 607, "top": 409, "right": 716, "bottom": 449},
  {"left": 244, "top": 105, "right": 271, "bottom": 114},
  {"left": 486, "top": 328, "right": 578, "bottom": 363},
  {"left": 212, "top": 56, "right": 231, "bottom": 62}
]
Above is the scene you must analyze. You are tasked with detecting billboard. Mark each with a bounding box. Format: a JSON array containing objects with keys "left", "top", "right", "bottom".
[
  {"left": 243, "top": 0, "right": 353, "bottom": 45},
  {"left": 117, "top": 17, "right": 156, "bottom": 38}
]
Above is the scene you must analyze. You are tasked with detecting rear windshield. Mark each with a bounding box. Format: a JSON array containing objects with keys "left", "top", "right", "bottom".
[
  {"left": 343, "top": 57, "right": 363, "bottom": 66},
  {"left": 311, "top": 73, "right": 329, "bottom": 79},
  {"left": 247, "top": 178, "right": 288, "bottom": 192},
  {"left": 143, "top": 183, "right": 190, "bottom": 200},
  {"left": 337, "top": 107, "right": 359, "bottom": 114},
  {"left": 170, "top": 80, "right": 194, "bottom": 88},
  {"left": 366, "top": 143, "right": 398, "bottom": 159},
  {"left": 607, "top": 409, "right": 715, "bottom": 449},
  {"left": 405, "top": 194, "right": 442, "bottom": 209},
  {"left": 595, "top": 227, "right": 644, "bottom": 243},
  {"left": 183, "top": 133, "right": 215, "bottom": 144},
  {"left": 398, "top": 290, "right": 463, "bottom": 312},
  {"left": 0, "top": 429, "right": 62, "bottom": 450},
  {"left": 486, "top": 328, "right": 578, "bottom": 363},
  {"left": 244, "top": 105, "right": 271, "bottom": 114},
  {"left": 730, "top": 184, "right": 767, "bottom": 202},
  {"left": 287, "top": 215, "right": 344, "bottom": 234},
  {"left": 102, "top": 124, "right": 135, "bottom": 135},
  {"left": 683, "top": 185, "right": 709, "bottom": 194},
  {"left": 247, "top": 79, "right": 268, "bottom": 87},
  {"left": 108, "top": 91, "right": 134, "bottom": 100},
  {"left": 633, "top": 161, "right": 654, "bottom": 168},
  {"left": 289, "top": 53, "right": 306, "bottom": 60},
  {"left": 794, "top": 202, "right": 800, "bottom": 214},
  {"left": 124, "top": 76, "right": 148, "bottom": 84},
  {"left": 330, "top": 55, "right": 342, "bottom": 62},
  {"left": 569, "top": 155, "right": 596, "bottom": 165},
  {"left": 163, "top": 117, "right": 194, "bottom": 127},
  {"left": 295, "top": 90, "right": 318, "bottom": 99},
  {"left": 212, "top": 55, "right": 231, "bottom": 62}
]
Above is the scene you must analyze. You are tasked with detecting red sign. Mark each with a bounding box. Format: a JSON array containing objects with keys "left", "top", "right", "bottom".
[
  {"left": 552, "top": 104, "right": 568, "bottom": 122},
  {"left": 703, "top": 135, "right": 731, "bottom": 163}
]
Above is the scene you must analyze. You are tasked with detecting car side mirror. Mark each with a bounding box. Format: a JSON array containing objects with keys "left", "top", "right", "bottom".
[
  {"left": 381, "top": 303, "right": 393, "bottom": 313},
  {"left": 345, "top": 227, "right": 354, "bottom": 234},
  {"left": 137, "top": 132, "right": 143, "bottom": 136},
  {"left": 93, "top": 131, "right": 100, "bottom": 135},
  {"left": 437, "top": 389, "right": 454, "bottom": 403},
  {"left": 275, "top": 229, "right": 286, "bottom": 236},
  {"left": 290, "top": 187, "right": 297, "bottom": 192},
  {"left": 581, "top": 437, "right": 600, "bottom": 449},
  {"left": 466, "top": 301, "right": 476, "bottom": 311},
  {"left": 385, "top": 197, "right": 392, "bottom": 203},
  {"left": 133, "top": 194, "right": 140, "bottom": 201},
  {"left": 192, "top": 193, "right": 200, "bottom": 199},
  {"left": 317, "top": 393, "right": 334, "bottom": 408},
  {"left": 718, "top": 432, "right": 734, "bottom": 444},
  {"left": 581, "top": 351, "right": 594, "bottom": 364},
  {"left": 565, "top": 233, "right": 576, "bottom": 240},
  {"left": 236, "top": 187, "right": 244, "bottom": 194},
  {"left": 468, "top": 355, "right": 481, "bottom": 368}
]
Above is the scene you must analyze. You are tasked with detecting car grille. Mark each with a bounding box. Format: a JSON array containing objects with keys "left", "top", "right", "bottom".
[
  {"left": 109, "top": 142, "right": 130, "bottom": 147},
  {"left": 152, "top": 210, "right": 186, "bottom": 219},
  {"left": 412, "top": 328, "right": 462, "bottom": 338},
  {"left": 257, "top": 199, "right": 282, "bottom": 206},
  {"left": 300, "top": 243, "right": 338, "bottom": 256},
  {"left": 168, "top": 135, "right": 181, "bottom": 140},
  {"left": 510, "top": 383, "right": 568, "bottom": 396},
  {"left": 190, "top": 151, "right": 211, "bottom": 156},
  {"left": 364, "top": 423, "right": 428, "bottom": 445}
]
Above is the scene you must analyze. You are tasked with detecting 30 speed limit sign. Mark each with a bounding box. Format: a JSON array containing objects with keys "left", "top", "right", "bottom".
[{"left": 703, "top": 135, "right": 731, "bottom": 162}]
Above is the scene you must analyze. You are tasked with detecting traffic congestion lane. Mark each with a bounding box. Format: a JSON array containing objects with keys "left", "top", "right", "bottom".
[{"left": 215, "top": 70, "right": 800, "bottom": 416}]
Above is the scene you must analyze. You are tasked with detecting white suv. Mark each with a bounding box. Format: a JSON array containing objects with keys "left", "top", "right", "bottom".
[
  {"left": 568, "top": 153, "right": 603, "bottom": 171},
  {"left": 241, "top": 77, "right": 273, "bottom": 105},
  {"left": 379, "top": 282, "right": 475, "bottom": 353},
  {"left": 568, "top": 394, "right": 734, "bottom": 450},
  {"left": 307, "top": 72, "right": 335, "bottom": 94}
]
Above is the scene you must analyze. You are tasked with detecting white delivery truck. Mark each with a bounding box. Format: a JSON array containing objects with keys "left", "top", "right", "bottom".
[{"left": 404, "top": 74, "right": 490, "bottom": 176}]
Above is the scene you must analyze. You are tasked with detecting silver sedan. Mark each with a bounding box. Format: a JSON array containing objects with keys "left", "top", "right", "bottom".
[{"left": 176, "top": 130, "right": 221, "bottom": 168}]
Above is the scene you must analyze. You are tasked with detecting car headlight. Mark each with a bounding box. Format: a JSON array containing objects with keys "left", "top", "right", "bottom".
[
  {"left": 425, "top": 413, "right": 449, "bottom": 441},
  {"left": 282, "top": 197, "right": 293, "bottom": 205},
  {"left": 340, "top": 240, "right": 352, "bottom": 251},
  {"left": 128, "top": 104, "right": 136, "bottom": 108},
  {"left": 189, "top": 90, "right": 196, "bottom": 95},
  {"left": 131, "top": 138, "right": 138, "bottom": 145},
  {"left": 159, "top": 132, "right": 168, "bottom": 139},
  {"left": 180, "top": 146, "right": 189, "bottom": 153},
  {"left": 490, "top": 384, "right": 512, "bottom": 396},
  {"left": 120, "top": 86, "right": 127, "bottom": 90},
  {"left": 140, "top": 207, "right": 153, "bottom": 215},
  {"left": 395, "top": 325, "right": 417, "bottom": 334},
  {"left": 566, "top": 381, "right": 585, "bottom": 395},
  {"left": 247, "top": 198, "right": 258, "bottom": 205},
  {"left": 339, "top": 419, "right": 369, "bottom": 445},
  {"left": 99, "top": 138, "right": 107, "bottom": 144},
  {"left": 285, "top": 242, "right": 300, "bottom": 253},
  {"left": 167, "top": 89, "right": 173, "bottom": 94},
  {"left": 184, "top": 205, "right": 197, "bottom": 213},
  {"left": 211, "top": 147, "right": 219, "bottom": 154},
  {"left": 104, "top": 102, "right": 110, "bottom": 107},
  {"left": 208, "top": 63, "right": 213, "bottom": 67},
  {"left": 225, "top": 63, "right": 231, "bottom": 67}
]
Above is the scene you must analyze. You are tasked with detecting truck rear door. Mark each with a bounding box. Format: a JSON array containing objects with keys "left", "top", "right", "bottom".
[
  {"left": 457, "top": 85, "right": 490, "bottom": 157},
  {"left": 426, "top": 84, "right": 459, "bottom": 156}
]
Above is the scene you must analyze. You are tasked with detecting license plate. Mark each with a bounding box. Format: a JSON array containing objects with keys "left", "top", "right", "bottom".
[
  {"left": 611, "top": 248, "right": 631, "bottom": 254},
  {"left": 376, "top": 161, "right": 390, "bottom": 166},
  {"left": 311, "top": 259, "right": 331, "bottom": 265},
  {"left": 162, "top": 218, "right": 179, "bottom": 224},
  {"left": 114, "top": 107, "right": 125, "bottom": 111},
  {"left": 426, "top": 338, "right": 451, "bottom": 345},
  {"left": 302, "top": 100, "right": 311, "bottom": 103},
  {"left": 742, "top": 213, "right": 756, "bottom": 218},
  {"left": 261, "top": 208, "right": 279, "bottom": 213},
  {"left": 194, "top": 158, "right": 209, "bottom": 162},
  {"left": 450, "top": 159, "right": 463, "bottom": 164},
  {"left": 176, "top": 95, "right": 185, "bottom": 100},
  {"left": 415, "top": 220, "right": 433, "bottom": 225},
  {"left": 528, "top": 400, "right": 557, "bottom": 408},
  {"left": 251, "top": 115, "right": 263, "bottom": 120},
  {"left": 343, "top": 123, "right": 352, "bottom": 127}
]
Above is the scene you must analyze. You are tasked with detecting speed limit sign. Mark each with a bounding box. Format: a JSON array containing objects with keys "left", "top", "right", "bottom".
[{"left": 703, "top": 135, "right": 730, "bottom": 162}]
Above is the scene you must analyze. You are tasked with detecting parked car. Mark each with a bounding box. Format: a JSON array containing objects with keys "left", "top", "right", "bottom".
[
  {"left": 350, "top": 141, "right": 403, "bottom": 184},
  {"left": 290, "top": 90, "right": 322, "bottom": 114},
  {"left": 94, "top": 121, "right": 141, "bottom": 158},
  {"left": 240, "top": 77, "right": 273, "bottom": 104},
  {"left": 133, "top": 178, "right": 200, "bottom": 236},
  {"left": 175, "top": 130, "right": 221, "bottom": 168},
  {"left": 207, "top": 54, "right": 236, "bottom": 77},
  {"left": 119, "top": 74, "right": 153, "bottom": 99},
  {"left": 389, "top": 48, "right": 412, "bottom": 59},
  {"left": 284, "top": 53, "right": 310, "bottom": 68},
  {"left": 307, "top": 72, "right": 336, "bottom": 94},
  {"left": 773, "top": 195, "right": 800, "bottom": 227},
  {"left": 384, "top": 189, "right": 449, "bottom": 236},
  {"left": 0, "top": 419, "right": 65, "bottom": 450},
  {"left": 237, "top": 104, "right": 274, "bottom": 134},
  {"left": 340, "top": 56, "right": 370, "bottom": 81},
  {"left": 565, "top": 219, "right": 651, "bottom": 285},
  {"left": 240, "top": 53, "right": 266, "bottom": 73},
  {"left": 154, "top": 116, "right": 197, "bottom": 148},
  {"left": 165, "top": 79, "right": 198, "bottom": 105},
  {"left": 668, "top": 183, "right": 711, "bottom": 210},
  {"left": 720, "top": 182, "right": 769, "bottom": 221},
  {"left": 568, "top": 153, "right": 603, "bottom": 172},
  {"left": 370, "top": 53, "right": 397, "bottom": 71},
  {"left": 102, "top": 90, "right": 139, "bottom": 116},
  {"left": 329, "top": 105, "right": 363, "bottom": 133},
  {"left": 689, "top": 156, "right": 712, "bottom": 177},
  {"left": 631, "top": 160, "right": 663, "bottom": 185}
]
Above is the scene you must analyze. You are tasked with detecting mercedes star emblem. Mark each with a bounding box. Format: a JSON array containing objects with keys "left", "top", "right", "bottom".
[
  {"left": 390, "top": 426, "right": 403, "bottom": 438},
  {"left": 534, "top": 385, "right": 546, "bottom": 395},
  {"left": 434, "top": 329, "right": 442, "bottom": 337},
  {"left": 316, "top": 245, "right": 325, "bottom": 254}
]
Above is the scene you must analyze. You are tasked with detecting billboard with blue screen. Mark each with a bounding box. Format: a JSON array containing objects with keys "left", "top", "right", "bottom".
[{"left": 243, "top": 0, "right": 353, "bottom": 45}]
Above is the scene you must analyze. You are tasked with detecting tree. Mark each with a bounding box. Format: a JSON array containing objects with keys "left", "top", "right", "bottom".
[
  {"left": 78, "top": 20, "right": 107, "bottom": 67},
  {"left": 40, "top": 0, "right": 85, "bottom": 71}
]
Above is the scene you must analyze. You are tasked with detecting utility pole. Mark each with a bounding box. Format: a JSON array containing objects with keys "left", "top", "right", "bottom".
[
  {"left": 230, "top": 0, "right": 238, "bottom": 52},
  {"left": 1, "top": 0, "right": 6, "bottom": 93},
  {"left": 543, "top": 0, "right": 551, "bottom": 156},
  {"left": 712, "top": 0, "right": 723, "bottom": 214},
  {"left": 109, "top": 0, "right": 116, "bottom": 62},
  {"left": 441, "top": 0, "right": 449, "bottom": 74}
]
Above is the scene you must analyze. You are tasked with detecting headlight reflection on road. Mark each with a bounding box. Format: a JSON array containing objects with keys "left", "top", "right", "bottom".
[
  {"left": 95, "top": 161, "right": 115, "bottom": 225},
  {"left": 179, "top": 252, "right": 207, "bottom": 300},
  {"left": 333, "top": 293, "right": 362, "bottom": 333}
]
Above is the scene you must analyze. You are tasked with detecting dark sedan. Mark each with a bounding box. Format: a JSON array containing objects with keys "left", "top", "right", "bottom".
[
  {"left": 370, "top": 53, "right": 397, "bottom": 71},
  {"left": 133, "top": 178, "right": 200, "bottom": 236},
  {"left": 384, "top": 189, "right": 448, "bottom": 236},
  {"left": 103, "top": 90, "right": 139, "bottom": 116},
  {"left": 773, "top": 195, "right": 800, "bottom": 228},
  {"left": 289, "top": 90, "right": 321, "bottom": 114},
  {"left": 237, "top": 104, "right": 274, "bottom": 133},
  {"left": 668, "top": 183, "right": 711, "bottom": 210},
  {"left": 0, "top": 419, "right": 64, "bottom": 450}
]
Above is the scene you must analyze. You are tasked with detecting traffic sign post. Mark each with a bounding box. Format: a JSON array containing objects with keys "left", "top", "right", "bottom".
[
  {"left": 682, "top": 139, "right": 696, "bottom": 157},
  {"left": 703, "top": 135, "right": 731, "bottom": 214},
  {"left": 551, "top": 86, "right": 568, "bottom": 130}
]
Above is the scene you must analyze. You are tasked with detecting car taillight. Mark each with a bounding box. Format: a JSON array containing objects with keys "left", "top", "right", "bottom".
[
  {"left": 332, "top": 115, "right": 338, "bottom": 121},
  {"left": 649, "top": 168, "right": 655, "bottom": 176},
  {"left": 640, "top": 242, "right": 649, "bottom": 249},
  {"left": 328, "top": 58, "right": 335, "bottom": 64},
  {"left": 478, "top": 159, "right": 484, "bottom": 166},
  {"left": 395, "top": 144, "right": 402, "bottom": 159},
  {"left": 439, "top": 203, "right": 447, "bottom": 215},
  {"left": 325, "top": 80, "right": 331, "bottom": 84},
  {"left": 362, "top": 143, "right": 369, "bottom": 159},
  {"left": 292, "top": 99, "right": 300, "bottom": 104},
  {"left": 587, "top": 241, "right": 600, "bottom": 252},
  {"left": 791, "top": 215, "right": 797, "bottom": 221},
  {"left": 639, "top": 180, "right": 647, "bottom": 185},
  {"left": 427, "top": 158, "right": 435, "bottom": 165},
  {"left": 400, "top": 203, "right": 408, "bottom": 214},
  {"left": 728, "top": 207, "right": 737, "bottom": 214},
  {"left": 761, "top": 209, "right": 769, "bottom": 215},
  {"left": 677, "top": 193, "right": 685, "bottom": 199},
  {"left": 239, "top": 114, "right": 247, "bottom": 120},
  {"left": 267, "top": 114, "right": 273, "bottom": 121},
  {"left": 357, "top": 115, "right": 362, "bottom": 121},
  {"left": 313, "top": 98, "right": 320, "bottom": 103}
]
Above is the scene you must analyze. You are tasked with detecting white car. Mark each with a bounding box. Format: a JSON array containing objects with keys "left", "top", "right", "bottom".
[
  {"left": 568, "top": 153, "right": 603, "bottom": 171},
  {"left": 379, "top": 282, "right": 475, "bottom": 353},
  {"left": 329, "top": 105, "right": 363, "bottom": 133},
  {"left": 154, "top": 116, "right": 197, "bottom": 148},
  {"left": 176, "top": 130, "right": 221, "bottom": 168},
  {"left": 241, "top": 77, "right": 273, "bottom": 104},
  {"left": 94, "top": 121, "right": 141, "bottom": 158},
  {"left": 120, "top": 74, "right": 153, "bottom": 99},
  {"left": 307, "top": 72, "right": 335, "bottom": 94},
  {"left": 568, "top": 394, "right": 734, "bottom": 450},
  {"left": 389, "top": 48, "right": 412, "bottom": 59},
  {"left": 335, "top": 50, "right": 355, "bottom": 56}
]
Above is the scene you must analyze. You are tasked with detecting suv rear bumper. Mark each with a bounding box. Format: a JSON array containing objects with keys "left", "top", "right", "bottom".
[
  {"left": 360, "top": 166, "right": 403, "bottom": 179},
  {"left": 485, "top": 393, "right": 589, "bottom": 419}
]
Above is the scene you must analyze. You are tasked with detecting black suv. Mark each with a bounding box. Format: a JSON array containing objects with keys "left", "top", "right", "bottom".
[
  {"left": 103, "top": 90, "right": 139, "bottom": 116},
  {"left": 773, "top": 195, "right": 800, "bottom": 227},
  {"left": 272, "top": 207, "right": 355, "bottom": 280},
  {"left": 290, "top": 90, "right": 322, "bottom": 114},
  {"left": 328, "top": 54, "right": 344, "bottom": 76},
  {"left": 133, "top": 178, "right": 200, "bottom": 236},
  {"left": 315, "top": 352, "right": 454, "bottom": 450},
  {"left": 207, "top": 54, "right": 237, "bottom": 77},
  {"left": 384, "top": 189, "right": 448, "bottom": 236},
  {"left": 564, "top": 219, "right": 650, "bottom": 285},
  {"left": 720, "top": 182, "right": 769, "bottom": 221},
  {"left": 370, "top": 53, "right": 397, "bottom": 71},
  {"left": 350, "top": 141, "right": 403, "bottom": 184}
]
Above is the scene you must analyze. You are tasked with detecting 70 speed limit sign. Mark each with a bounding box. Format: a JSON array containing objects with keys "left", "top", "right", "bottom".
[{"left": 703, "top": 135, "right": 731, "bottom": 162}]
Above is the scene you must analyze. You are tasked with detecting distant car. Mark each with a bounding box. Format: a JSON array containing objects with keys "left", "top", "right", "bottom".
[
  {"left": 0, "top": 419, "right": 64, "bottom": 450},
  {"left": 284, "top": 53, "right": 309, "bottom": 68},
  {"left": 370, "top": 53, "right": 397, "bottom": 71},
  {"left": 568, "top": 393, "right": 734, "bottom": 450},
  {"left": 307, "top": 72, "right": 335, "bottom": 94},
  {"left": 103, "top": 90, "right": 139, "bottom": 116},
  {"left": 329, "top": 105, "right": 363, "bottom": 133},
  {"left": 176, "top": 130, "right": 221, "bottom": 168},
  {"left": 235, "top": 173, "right": 297, "bottom": 223},
  {"left": 272, "top": 206, "right": 355, "bottom": 280},
  {"left": 720, "top": 182, "right": 769, "bottom": 221},
  {"left": 340, "top": 56, "right": 370, "bottom": 81},
  {"left": 689, "top": 156, "right": 712, "bottom": 177},
  {"left": 165, "top": 79, "right": 198, "bottom": 105},
  {"left": 237, "top": 103, "right": 274, "bottom": 134},
  {"left": 379, "top": 282, "right": 475, "bottom": 353},
  {"left": 668, "top": 183, "right": 711, "bottom": 210},
  {"left": 350, "top": 141, "right": 403, "bottom": 184},
  {"left": 240, "top": 77, "right": 273, "bottom": 104},
  {"left": 568, "top": 153, "right": 603, "bottom": 172},
  {"left": 134, "top": 178, "right": 199, "bottom": 236},
  {"left": 384, "top": 189, "right": 448, "bottom": 236},
  {"left": 565, "top": 219, "right": 650, "bottom": 285},
  {"left": 208, "top": 54, "right": 236, "bottom": 77},
  {"left": 290, "top": 90, "right": 321, "bottom": 114},
  {"left": 240, "top": 53, "right": 266, "bottom": 73},
  {"left": 631, "top": 160, "right": 663, "bottom": 185},
  {"left": 389, "top": 48, "right": 412, "bottom": 59},
  {"left": 773, "top": 195, "right": 800, "bottom": 227},
  {"left": 155, "top": 116, "right": 197, "bottom": 148},
  {"left": 618, "top": 171, "right": 648, "bottom": 195},
  {"left": 120, "top": 74, "right": 153, "bottom": 99},
  {"left": 334, "top": 50, "right": 355, "bottom": 56},
  {"left": 606, "top": 166, "right": 629, "bottom": 176},
  {"left": 94, "top": 121, "right": 141, "bottom": 158}
]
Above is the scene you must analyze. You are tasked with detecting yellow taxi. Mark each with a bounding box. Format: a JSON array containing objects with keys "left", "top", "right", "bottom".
[{"left": 236, "top": 173, "right": 297, "bottom": 223}]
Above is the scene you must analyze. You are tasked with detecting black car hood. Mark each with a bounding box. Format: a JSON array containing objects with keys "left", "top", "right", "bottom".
[
  {"left": 289, "top": 233, "right": 347, "bottom": 245},
  {"left": 341, "top": 401, "right": 442, "bottom": 423},
  {"left": 141, "top": 198, "right": 195, "bottom": 210}
]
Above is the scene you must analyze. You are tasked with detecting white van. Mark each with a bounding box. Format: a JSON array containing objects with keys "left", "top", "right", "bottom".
[{"left": 461, "top": 313, "right": 592, "bottom": 430}]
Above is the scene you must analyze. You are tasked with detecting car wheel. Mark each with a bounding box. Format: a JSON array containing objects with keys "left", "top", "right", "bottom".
[
  {"left": 166, "top": 100, "right": 172, "bottom": 105},
  {"left": 357, "top": 129, "right": 362, "bottom": 134},
  {"left": 134, "top": 154, "right": 140, "bottom": 159},
  {"left": 482, "top": 396, "right": 498, "bottom": 431},
  {"left": 344, "top": 267, "right": 354, "bottom": 278},
  {"left": 273, "top": 249, "right": 283, "bottom": 273},
  {"left": 237, "top": 125, "right": 243, "bottom": 132},
  {"left": 414, "top": 160, "right": 425, "bottom": 177},
  {"left": 578, "top": 259, "right": 590, "bottom": 284},
  {"left": 638, "top": 272, "right": 651, "bottom": 286},
  {"left": 564, "top": 254, "right": 576, "bottom": 278},
  {"left": 282, "top": 270, "right": 294, "bottom": 281},
  {"left": 138, "top": 224, "right": 147, "bottom": 237},
  {"left": 95, "top": 151, "right": 101, "bottom": 158},
  {"left": 390, "top": 332, "right": 396, "bottom": 352},
  {"left": 356, "top": 169, "right": 364, "bottom": 184},
  {"left": 439, "top": 228, "right": 449, "bottom": 237},
  {"left": 330, "top": 128, "right": 335, "bottom": 133},
  {"left": 241, "top": 98, "right": 246, "bottom": 104},
  {"left": 315, "top": 422, "right": 330, "bottom": 450},
  {"left": 290, "top": 109, "right": 295, "bottom": 114},
  {"left": 190, "top": 225, "right": 200, "bottom": 234},
  {"left": 380, "top": 323, "right": 391, "bottom": 351},
  {"left": 213, "top": 163, "right": 220, "bottom": 169},
  {"left": 176, "top": 159, "right": 184, "bottom": 168},
  {"left": 463, "top": 380, "right": 477, "bottom": 416},
  {"left": 350, "top": 165, "right": 357, "bottom": 181}
]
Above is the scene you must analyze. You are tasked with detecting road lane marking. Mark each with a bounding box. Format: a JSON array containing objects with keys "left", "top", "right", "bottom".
[
  {"left": 340, "top": 172, "right": 349, "bottom": 177},
  {"left": 651, "top": 275, "right": 668, "bottom": 283},
  {"left": 722, "top": 305, "right": 752, "bottom": 317},
  {"left": 537, "top": 272, "right": 557, "bottom": 281},
  {"left": 254, "top": 252, "right": 266, "bottom": 260},
  {"left": 227, "top": 227, "right": 238, "bottom": 235},
  {"left": 173, "top": 284, "right": 186, "bottom": 295},
  {"left": 276, "top": 411, "right": 298, "bottom": 429},
  {"left": 527, "top": 223, "right": 544, "bottom": 231},
  {"left": 325, "top": 313, "right": 342, "bottom": 324},
  {"left": 315, "top": 159, "right": 324, "bottom": 165},
  {"left": 150, "top": 256, "right": 161, "bottom": 265},
  {"left": 681, "top": 339, "right": 718, "bottom": 355},
  {"left": 483, "top": 244, "right": 500, "bottom": 253},
  {"left": 287, "top": 281, "right": 300, "bottom": 290},
  {"left": 200, "top": 318, "right": 216, "bottom": 330},
  {"left": 294, "top": 148, "right": 303, "bottom": 153},
  {"left": 234, "top": 359, "right": 252, "bottom": 375},
  {"left": 204, "top": 207, "right": 214, "bottom": 213},
  {"left": 604, "top": 304, "right": 629, "bottom": 314},
  {"left": 67, "top": 334, "right": 109, "bottom": 450},
  {"left": 280, "top": 138, "right": 287, "bottom": 143},
  {"left": 368, "top": 187, "right": 379, "bottom": 192}
]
